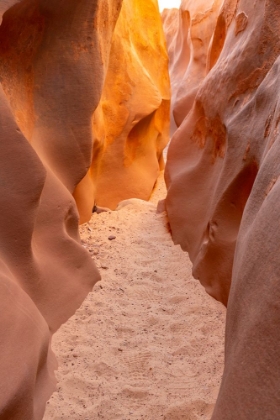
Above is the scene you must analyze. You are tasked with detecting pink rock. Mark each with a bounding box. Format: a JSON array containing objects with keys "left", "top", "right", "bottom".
[
  {"left": 0, "top": 0, "right": 121, "bottom": 417},
  {"left": 162, "top": 0, "right": 223, "bottom": 129},
  {"left": 165, "top": 0, "right": 280, "bottom": 417}
]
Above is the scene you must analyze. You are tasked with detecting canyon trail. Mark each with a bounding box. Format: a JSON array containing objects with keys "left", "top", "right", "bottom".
[{"left": 44, "top": 172, "right": 225, "bottom": 420}]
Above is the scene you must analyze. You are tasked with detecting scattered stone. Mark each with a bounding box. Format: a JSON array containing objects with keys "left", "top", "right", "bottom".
[
  {"left": 108, "top": 235, "right": 116, "bottom": 240},
  {"left": 92, "top": 203, "right": 111, "bottom": 214},
  {"left": 156, "top": 199, "right": 166, "bottom": 214}
]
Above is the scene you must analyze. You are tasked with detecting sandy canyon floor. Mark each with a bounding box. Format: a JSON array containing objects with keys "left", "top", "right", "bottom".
[{"left": 44, "top": 172, "right": 225, "bottom": 420}]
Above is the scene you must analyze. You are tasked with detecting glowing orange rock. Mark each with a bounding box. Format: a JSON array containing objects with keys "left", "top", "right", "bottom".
[
  {"left": 0, "top": 0, "right": 122, "bottom": 418},
  {"left": 165, "top": 0, "right": 280, "bottom": 417},
  {"left": 74, "top": 0, "right": 170, "bottom": 221}
]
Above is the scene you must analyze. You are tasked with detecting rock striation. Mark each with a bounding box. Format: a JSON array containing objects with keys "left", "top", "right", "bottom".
[
  {"left": 0, "top": 0, "right": 122, "bottom": 418},
  {"left": 74, "top": 0, "right": 170, "bottom": 221},
  {"left": 165, "top": 0, "right": 280, "bottom": 417}
]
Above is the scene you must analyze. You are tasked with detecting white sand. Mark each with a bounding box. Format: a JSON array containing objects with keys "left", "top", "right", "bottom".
[{"left": 44, "top": 172, "right": 225, "bottom": 420}]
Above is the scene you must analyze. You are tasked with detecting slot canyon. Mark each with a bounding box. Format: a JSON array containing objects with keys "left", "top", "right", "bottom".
[{"left": 0, "top": 0, "right": 279, "bottom": 419}]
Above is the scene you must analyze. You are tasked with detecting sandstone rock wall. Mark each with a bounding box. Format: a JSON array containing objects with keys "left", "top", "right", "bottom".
[
  {"left": 0, "top": 0, "right": 170, "bottom": 416},
  {"left": 0, "top": 1, "right": 122, "bottom": 418},
  {"left": 74, "top": 0, "right": 170, "bottom": 220},
  {"left": 162, "top": 0, "right": 223, "bottom": 129},
  {"left": 165, "top": 0, "right": 280, "bottom": 417}
]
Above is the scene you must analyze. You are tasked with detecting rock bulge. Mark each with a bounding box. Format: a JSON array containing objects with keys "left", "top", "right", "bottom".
[
  {"left": 164, "top": 0, "right": 280, "bottom": 417},
  {"left": 0, "top": 0, "right": 169, "bottom": 418}
]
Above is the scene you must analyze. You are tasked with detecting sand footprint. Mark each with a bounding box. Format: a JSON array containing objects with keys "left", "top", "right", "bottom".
[{"left": 121, "top": 350, "right": 152, "bottom": 382}]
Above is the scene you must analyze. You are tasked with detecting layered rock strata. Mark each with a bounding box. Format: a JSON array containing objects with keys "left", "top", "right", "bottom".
[
  {"left": 165, "top": 0, "right": 280, "bottom": 417},
  {"left": 0, "top": 1, "right": 122, "bottom": 418}
]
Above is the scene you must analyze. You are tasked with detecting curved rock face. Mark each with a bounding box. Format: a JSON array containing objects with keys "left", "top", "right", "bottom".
[
  {"left": 165, "top": 0, "right": 280, "bottom": 417},
  {"left": 162, "top": 0, "right": 223, "bottom": 129},
  {"left": 0, "top": 0, "right": 122, "bottom": 418},
  {"left": 74, "top": 0, "right": 170, "bottom": 220}
]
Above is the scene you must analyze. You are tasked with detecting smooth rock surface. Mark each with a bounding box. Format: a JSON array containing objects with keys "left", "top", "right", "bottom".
[
  {"left": 74, "top": 0, "right": 170, "bottom": 220},
  {"left": 0, "top": 1, "right": 122, "bottom": 418},
  {"left": 162, "top": 0, "right": 223, "bottom": 130},
  {"left": 164, "top": 0, "right": 280, "bottom": 417}
]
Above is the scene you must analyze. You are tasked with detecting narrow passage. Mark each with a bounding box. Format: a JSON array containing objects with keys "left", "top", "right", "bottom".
[{"left": 44, "top": 172, "right": 225, "bottom": 420}]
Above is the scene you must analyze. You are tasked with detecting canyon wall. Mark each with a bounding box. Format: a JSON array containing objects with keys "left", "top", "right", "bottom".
[
  {"left": 0, "top": 1, "right": 121, "bottom": 418},
  {"left": 164, "top": 0, "right": 280, "bottom": 417},
  {"left": 162, "top": 0, "right": 223, "bottom": 131},
  {"left": 75, "top": 0, "right": 170, "bottom": 220},
  {"left": 0, "top": 0, "right": 169, "bottom": 417}
]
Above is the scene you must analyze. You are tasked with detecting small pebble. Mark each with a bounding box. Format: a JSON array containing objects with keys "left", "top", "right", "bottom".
[{"left": 108, "top": 235, "right": 116, "bottom": 240}]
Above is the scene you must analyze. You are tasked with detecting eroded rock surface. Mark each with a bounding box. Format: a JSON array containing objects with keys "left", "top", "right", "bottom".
[
  {"left": 162, "top": 0, "right": 223, "bottom": 130},
  {"left": 165, "top": 0, "right": 280, "bottom": 417},
  {"left": 0, "top": 0, "right": 170, "bottom": 416},
  {"left": 74, "top": 0, "right": 170, "bottom": 220},
  {"left": 0, "top": 1, "right": 122, "bottom": 418}
]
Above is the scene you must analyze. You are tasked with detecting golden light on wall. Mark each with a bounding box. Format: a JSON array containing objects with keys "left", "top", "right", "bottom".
[{"left": 157, "top": 0, "right": 181, "bottom": 12}]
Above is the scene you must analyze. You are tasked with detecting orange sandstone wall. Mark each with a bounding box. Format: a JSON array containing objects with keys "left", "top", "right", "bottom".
[
  {"left": 0, "top": 0, "right": 122, "bottom": 418},
  {"left": 74, "top": 0, "right": 170, "bottom": 220},
  {"left": 165, "top": 0, "right": 280, "bottom": 417}
]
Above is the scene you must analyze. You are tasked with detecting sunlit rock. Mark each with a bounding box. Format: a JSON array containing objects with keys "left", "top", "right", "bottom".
[{"left": 74, "top": 0, "right": 170, "bottom": 220}]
